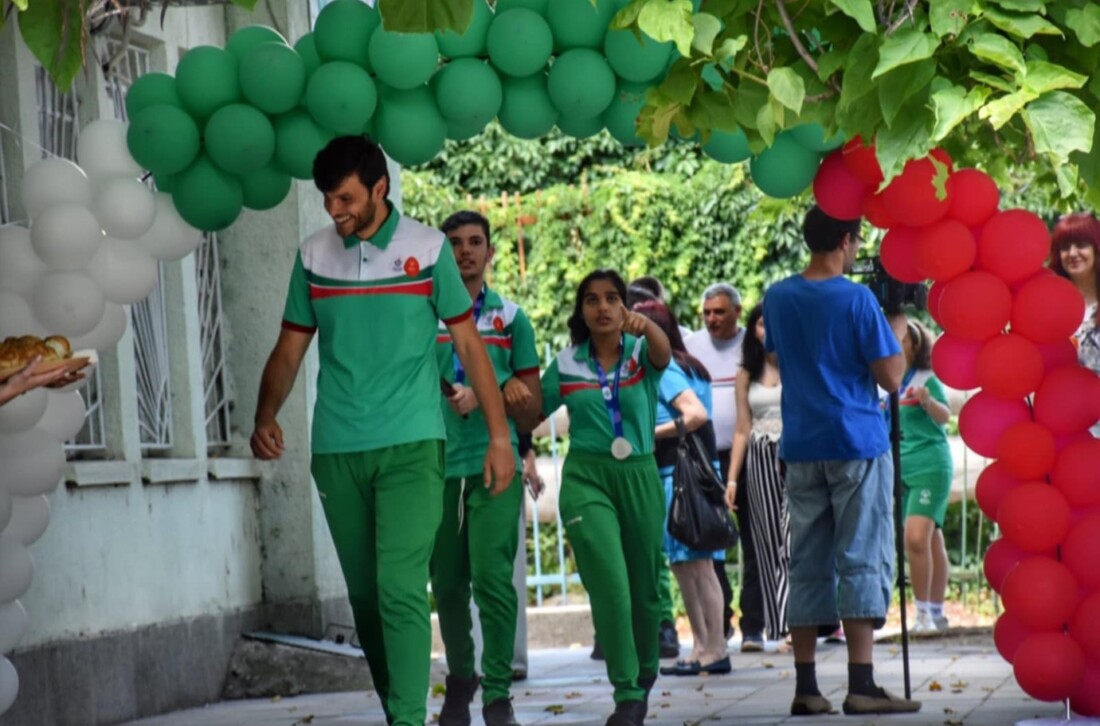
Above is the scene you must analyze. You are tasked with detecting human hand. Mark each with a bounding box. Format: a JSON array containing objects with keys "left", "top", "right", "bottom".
[
  {"left": 251, "top": 417, "right": 285, "bottom": 460},
  {"left": 913, "top": 386, "right": 932, "bottom": 407},
  {"left": 620, "top": 303, "right": 649, "bottom": 336},
  {"left": 483, "top": 438, "right": 516, "bottom": 496},
  {"left": 0, "top": 356, "right": 72, "bottom": 406},
  {"left": 522, "top": 449, "right": 544, "bottom": 500},
  {"left": 725, "top": 480, "right": 738, "bottom": 511},
  {"left": 503, "top": 377, "right": 532, "bottom": 407},
  {"left": 447, "top": 383, "right": 479, "bottom": 416}
]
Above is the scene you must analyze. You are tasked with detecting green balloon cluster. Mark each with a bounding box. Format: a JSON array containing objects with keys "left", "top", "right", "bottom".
[{"left": 749, "top": 131, "right": 825, "bottom": 198}]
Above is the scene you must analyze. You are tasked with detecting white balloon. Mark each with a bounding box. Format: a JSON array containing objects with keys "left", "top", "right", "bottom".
[
  {"left": 0, "top": 429, "right": 64, "bottom": 497},
  {"left": 91, "top": 177, "right": 157, "bottom": 240},
  {"left": 0, "top": 489, "right": 9, "bottom": 534},
  {"left": 31, "top": 272, "right": 106, "bottom": 338},
  {"left": 0, "top": 601, "right": 27, "bottom": 655},
  {"left": 30, "top": 204, "right": 104, "bottom": 272},
  {"left": 76, "top": 119, "right": 143, "bottom": 180},
  {"left": 86, "top": 237, "right": 158, "bottom": 304},
  {"left": 0, "top": 656, "right": 18, "bottom": 713},
  {"left": 0, "top": 389, "right": 47, "bottom": 435},
  {"left": 37, "top": 390, "right": 86, "bottom": 443},
  {"left": 20, "top": 158, "right": 92, "bottom": 220},
  {"left": 3, "top": 496, "right": 50, "bottom": 547},
  {"left": 138, "top": 193, "right": 203, "bottom": 261},
  {"left": 0, "top": 290, "right": 44, "bottom": 340},
  {"left": 69, "top": 302, "right": 126, "bottom": 352},
  {"left": 0, "top": 228, "right": 48, "bottom": 298},
  {"left": 0, "top": 534, "right": 34, "bottom": 605}
]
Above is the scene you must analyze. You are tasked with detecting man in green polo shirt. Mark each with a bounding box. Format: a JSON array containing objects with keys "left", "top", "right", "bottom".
[
  {"left": 432, "top": 210, "right": 542, "bottom": 726},
  {"left": 250, "top": 136, "right": 515, "bottom": 726}
]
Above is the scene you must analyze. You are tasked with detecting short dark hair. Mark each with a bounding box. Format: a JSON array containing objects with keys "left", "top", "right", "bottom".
[
  {"left": 629, "top": 275, "right": 665, "bottom": 300},
  {"left": 441, "top": 210, "right": 492, "bottom": 247},
  {"left": 803, "top": 205, "right": 860, "bottom": 253},
  {"left": 568, "top": 269, "right": 627, "bottom": 345},
  {"left": 312, "top": 135, "right": 390, "bottom": 194}
]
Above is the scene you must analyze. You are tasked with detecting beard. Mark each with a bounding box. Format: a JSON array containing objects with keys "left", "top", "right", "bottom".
[{"left": 353, "top": 199, "right": 378, "bottom": 236}]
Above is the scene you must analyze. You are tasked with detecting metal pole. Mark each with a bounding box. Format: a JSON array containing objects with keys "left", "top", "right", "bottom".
[{"left": 891, "top": 390, "right": 913, "bottom": 700}]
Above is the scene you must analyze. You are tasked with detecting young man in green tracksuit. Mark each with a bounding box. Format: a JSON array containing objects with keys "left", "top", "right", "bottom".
[
  {"left": 250, "top": 137, "right": 515, "bottom": 726},
  {"left": 432, "top": 211, "right": 542, "bottom": 726}
]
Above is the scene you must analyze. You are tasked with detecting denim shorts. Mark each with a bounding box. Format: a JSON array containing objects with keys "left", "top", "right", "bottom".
[{"left": 784, "top": 452, "right": 895, "bottom": 629}]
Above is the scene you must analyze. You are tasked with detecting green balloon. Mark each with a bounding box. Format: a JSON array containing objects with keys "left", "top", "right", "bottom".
[
  {"left": 294, "top": 33, "right": 323, "bottom": 77},
  {"left": 446, "top": 116, "right": 489, "bottom": 141},
  {"left": 240, "top": 164, "right": 292, "bottom": 210},
  {"left": 557, "top": 112, "right": 604, "bottom": 139},
  {"left": 226, "top": 25, "right": 286, "bottom": 62},
  {"left": 313, "top": 0, "right": 380, "bottom": 70},
  {"left": 172, "top": 156, "right": 244, "bottom": 231},
  {"left": 547, "top": 0, "right": 616, "bottom": 50},
  {"left": 498, "top": 73, "right": 558, "bottom": 139},
  {"left": 273, "top": 109, "right": 335, "bottom": 179},
  {"left": 496, "top": 0, "right": 547, "bottom": 14},
  {"left": 434, "top": 59, "right": 502, "bottom": 127},
  {"left": 240, "top": 42, "right": 307, "bottom": 115},
  {"left": 125, "top": 73, "right": 182, "bottom": 119},
  {"left": 153, "top": 173, "right": 176, "bottom": 193},
  {"left": 374, "top": 87, "right": 447, "bottom": 167},
  {"left": 749, "top": 132, "right": 823, "bottom": 199},
  {"left": 305, "top": 62, "right": 378, "bottom": 134},
  {"left": 602, "top": 81, "right": 648, "bottom": 147},
  {"left": 436, "top": 0, "right": 493, "bottom": 58},
  {"left": 487, "top": 9, "right": 553, "bottom": 77},
  {"left": 790, "top": 122, "right": 845, "bottom": 152},
  {"left": 127, "top": 104, "right": 200, "bottom": 176},
  {"left": 548, "top": 48, "right": 615, "bottom": 119},
  {"left": 175, "top": 46, "right": 240, "bottom": 120},
  {"left": 369, "top": 28, "right": 439, "bottom": 90},
  {"left": 204, "top": 104, "right": 275, "bottom": 175},
  {"left": 702, "top": 128, "right": 750, "bottom": 163},
  {"left": 604, "top": 29, "right": 672, "bottom": 83}
]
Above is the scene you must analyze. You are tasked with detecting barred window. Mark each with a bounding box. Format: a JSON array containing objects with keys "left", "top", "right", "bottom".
[
  {"left": 196, "top": 232, "right": 231, "bottom": 450},
  {"left": 103, "top": 40, "right": 150, "bottom": 122}
]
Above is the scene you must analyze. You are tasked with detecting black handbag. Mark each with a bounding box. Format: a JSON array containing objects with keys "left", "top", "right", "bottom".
[{"left": 666, "top": 417, "right": 739, "bottom": 552}]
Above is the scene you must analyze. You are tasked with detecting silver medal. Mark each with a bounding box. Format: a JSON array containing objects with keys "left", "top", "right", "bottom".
[{"left": 611, "top": 436, "right": 633, "bottom": 460}]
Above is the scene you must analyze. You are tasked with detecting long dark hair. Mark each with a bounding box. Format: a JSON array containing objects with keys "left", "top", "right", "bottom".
[
  {"left": 633, "top": 299, "right": 711, "bottom": 381},
  {"left": 907, "top": 319, "right": 933, "bottom": 371},
  {"left": 1050, "top": 212, "right": 1100, "bottom": 324},
  {"left": 741, "top": 303, "right": 766, "bottom": 383},
  {"left": 568, "top": 269, "right": 628, "bottom": 345}
]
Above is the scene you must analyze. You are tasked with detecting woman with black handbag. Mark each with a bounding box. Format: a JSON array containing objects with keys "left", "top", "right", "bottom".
[{"left": 634, "top": 300, "right": 734, "bottom": 678}]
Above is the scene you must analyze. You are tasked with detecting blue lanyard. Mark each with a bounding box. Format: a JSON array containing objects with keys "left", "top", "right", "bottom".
[
  {"left": 452, "top": 287, "right": 486, "bottom": 384},
  {"left": 593, "top": 340, "right": 625, "bottom": 438}
]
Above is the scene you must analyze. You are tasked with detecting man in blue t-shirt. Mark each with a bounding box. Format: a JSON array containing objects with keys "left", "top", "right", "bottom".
[{"left": 763, "top": 206, "right": 918, "bottom": 717}]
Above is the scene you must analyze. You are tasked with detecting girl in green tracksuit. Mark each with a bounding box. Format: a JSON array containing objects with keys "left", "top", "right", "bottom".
[{"left": 540, "top": 269, "right": 670, "bottom": 726}]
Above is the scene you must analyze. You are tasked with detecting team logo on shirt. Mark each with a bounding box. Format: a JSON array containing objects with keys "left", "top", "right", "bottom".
[
  {"left": 404, "top": 257, "right": 421, "bottom": 277},
  {"left": 493, "top": 316, "right": 505, "bottom": 332},
  {"left": 627, "top": 358, "right": 638, "bottom": 373},
  {"left": 392, "top": 258, "right": 404, "bottom": 272}
]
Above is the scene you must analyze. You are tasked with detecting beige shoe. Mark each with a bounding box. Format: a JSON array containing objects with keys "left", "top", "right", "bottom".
[
  {"left": 790, "top": 693, "right": 834, "bottom": 716},
  {"left": 843, "top": 688, "right": 922, "bottom": 714}
]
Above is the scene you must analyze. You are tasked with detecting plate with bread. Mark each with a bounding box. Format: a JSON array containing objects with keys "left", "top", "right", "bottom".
[{"left": 0, "top": 335, "right": 93, "bottom": 383}]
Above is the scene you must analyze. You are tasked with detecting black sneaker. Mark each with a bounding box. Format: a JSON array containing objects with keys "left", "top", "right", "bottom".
[
  {"left": 658, "top": 620, "right": 680, "bottom": 658},
  {"left": 482, "top": 697, "right": 521, "bottom": 726},
  {"left": 605, "top": 699, "right": 647, "bottom": 726},
  {"left": 438, "top": 673, "right": 480, "bottom": 726}
]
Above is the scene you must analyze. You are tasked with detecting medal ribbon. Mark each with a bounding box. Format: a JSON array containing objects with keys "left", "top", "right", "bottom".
[
  {"left": 594, "top": 338, "right": 625, "bottom": 441},
  {"left": 452, "top": 287, "right": 486, "bottom": 384}
]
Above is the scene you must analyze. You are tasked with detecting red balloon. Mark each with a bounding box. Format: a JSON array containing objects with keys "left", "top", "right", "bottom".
[
  {"left": 983, "top": 536, "right": 1031, "bottom": 592},
  {"left": 813, "top": 150, "right": 869, "bottom": 221},
  {"left": 938, "top": 271, "right": 1011, "bottom": 341},
  {"left": 947, "top": 168, "right": 1000, "bottom": 227},
  {"left": 998, "top": 483, "right": 1070, "bottom": 551},
  {"left": 1036, "top": 339, "right": 1080, "bottom": 374},
  {"left": 882, "top": 155, "right": 952, "bottom": 228},
  {"left": 1011, "top": 274, "right": 1088, "bottom": 344},
  {"left": 927, "top": 280, "right": 946, "bottom": 325},
  {"left": 914, "top": 219, "right": 975, "bottom": 282},
  {"left": 975, "top": 333, "right": 1044, "bottom": 399},
  {"left": 862, "top": 191, "right": 895, "bottom": 229},
  {"left": 994, "top": 610, "right": 1033, "bottom": 662},
  {"left": 931, "top": 332, "right": 983, "bottom": 390},
  {"left": 1001, "top": 556, "right": 1079, "bottom": 631},
  {"left": 1070, "top": 593, "right": 1100, "bottom": 663},
  {"left": 1014, "top": 632, "right": 1086, "bottom": 702},
  {"left": 1063, "top": 514, "right": 1100, "bottom": 591},
  {"left": 957, "top": 390, "right": 1031, "bottom": 457},
  {"left": 975, "top": 462, "right": 1025, "bottom": 521},
  {"left": 1009, "top": 266, "right": 1056, "bottom": 292},
  {"left": 1034, "top": 364, "right": 1100, "bottom": 435},
  {"left": 1071, "top": 664, "right": 1100, "bottom": 717},
  {"left": 879, "top": 227, "right": 924, "bottom": 283},
  {"left": 841, "top": 136, "right": 882, "bottom": 187},
  {"left": 929, "top": 147, "right": 954, "bottom": 171},
  {"left": 1052, "top": 438, "right": 1100, "bottom": 508},
  {"left": 1057, "top": 430, "right": 1095, "bottom": 453},
  {"left": 978, "top": 209, "right": 1051, "bottom": 285},
  {"left": 996, "top": 422, "right": 1057, "bottom": 480}
]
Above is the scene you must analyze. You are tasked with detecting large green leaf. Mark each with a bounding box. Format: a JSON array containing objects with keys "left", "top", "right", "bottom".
[
  {"left": 714, "top": 34, "right": 748, "bottom": 63},
  {"left": 982, "top": 7, "right": 1061, "bottom": 39},
  {"left": 1022, "top": 91, "right": 1095, "bottom": 162},
  {"left": 637, "top": 0, "right": 695, "bottom": 57},
  {"left": 836, "top": 33, "right": 881, "bottom": 134},
  {"left": 872, "top": 29, "right": 939, "bottom": 79},
  {"left": 816, "top": 48, "right": 847, "bottom": 81},
  {"left": 980, "top": 88, "right": 1039, "bottom": 128},
  {"left": 931, "top": 83, "right": 991, "bottom": 140},
  {"left": 378, "top": 0, "right": 471, "bottom": 33},
  {"left": 969, "top": 69, "right": 1014, "bottom": 93},
  {"left": 692, "top": 12, "right": 722, "bottom": 55},
  {"left": 1021, "top": 60, "right": 1087, "bottom": 95},
  {"left": 991, "top": 0, "right": 1045, "bottom": 11},
  {"left": 767, "top": 67, "right": 805, "bottom": 115},
  {"left": 878, "top": 60, "right": 936, "bottom": 127},
  {"left": 828, "top": 0, "right": 877, "bottom": 34},
  {"left": 875, "top": 100, "right": 933, "bottom": 183},
  {"left": 611, "top": 0, "right": 644, "bottom": 30},
  {"left": 662, "top": 58, "right": 699, "bottom": 106},
  {"left": 1066, "top": 6, "right": 1100, "bottom": 48},
  {"left": 967, "top": 32, "right": 1026, "bottom": 75},
  {"left": 18, "top": 0, "right": 85, "bottom": 93},
  {"left": 693, "top": 89, "right": 741, "bottom": 131},
  {"left": 929, "top": 0, "right": 972, "bottom": 38}
]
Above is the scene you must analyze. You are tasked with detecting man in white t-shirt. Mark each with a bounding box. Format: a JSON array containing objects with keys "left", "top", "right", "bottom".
[{"left": 684, "top": 282, "right": 761, "bottom": 649}]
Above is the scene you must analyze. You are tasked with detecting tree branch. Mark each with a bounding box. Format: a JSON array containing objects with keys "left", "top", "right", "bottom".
[
  {"left": 774, "top": 0, "right": 817, "bottom": 74},
  {"left": 886, "top": 0, "right": 919, "bottom": 34}
]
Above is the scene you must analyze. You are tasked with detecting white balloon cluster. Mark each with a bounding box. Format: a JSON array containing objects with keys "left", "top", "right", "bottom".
[{"left": 0, "top": 119, "right": 203, "bottom": 714}]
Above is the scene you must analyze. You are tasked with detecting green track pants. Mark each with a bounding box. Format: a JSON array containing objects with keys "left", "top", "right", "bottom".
[
  {"left": 560, "top": 451, "right": 665, "bottom": 704},
  {"left": 311, "top": 440, "right": 445, "bottom": 726},
  {"left": 431, "top": 472, "right": 523, "bottom": 704}
]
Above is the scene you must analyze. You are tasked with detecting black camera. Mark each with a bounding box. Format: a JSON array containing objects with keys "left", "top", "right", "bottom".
[{"left": 850, "top": 257, "right": 927, "bottom": 315}]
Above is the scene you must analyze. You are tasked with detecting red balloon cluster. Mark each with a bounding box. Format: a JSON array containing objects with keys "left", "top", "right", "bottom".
[{"left": 811, "top": 137, "right": 1100, "bottom": 714}]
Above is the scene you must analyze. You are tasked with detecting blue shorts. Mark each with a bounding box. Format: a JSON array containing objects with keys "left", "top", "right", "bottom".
[
  {"left": 660, "top": 469, "right": 725, "bottom": 564},
  {"left": 784, "top": 452, "right": 895, "bottom": 629}
]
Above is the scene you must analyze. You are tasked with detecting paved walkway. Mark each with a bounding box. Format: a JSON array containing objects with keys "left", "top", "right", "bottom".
[{"left": 123, "top": 631, "right": 1079, "bottom": 726}]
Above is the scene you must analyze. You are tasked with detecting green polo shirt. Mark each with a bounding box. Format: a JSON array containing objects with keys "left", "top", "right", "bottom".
[
  {"left": 282, "top": 205, "right": 472, "bottom": 454},
  {"left": 541, "top": 334, "right": 665, "bottom": 457},
  {"left": 898, "top": 371, "right": 954, "bottom": 479},
  {"left": 435, "top": 285, "right": 541, "bottom": 477}
]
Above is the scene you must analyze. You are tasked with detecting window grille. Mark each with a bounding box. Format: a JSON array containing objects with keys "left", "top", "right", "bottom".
[
  {"left": 103, "top": 40, "right": 150, "bottom": 123},
  {"left": 34, "top": 65, "right": 80, "bottom": 161},
  {"left": 196, "top": 233, "right": 231, "bottom": 450},
  {"left": 132, "top": 264, "right": 173, "bottom": 452}
]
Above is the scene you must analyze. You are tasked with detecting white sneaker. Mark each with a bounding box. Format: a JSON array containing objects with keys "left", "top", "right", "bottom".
[
  {"left": 933, "top": 613, "right": 949, "bottom": 631},
  {"left": 911, "top": 611, "right": 937, "bottom": 633}
]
